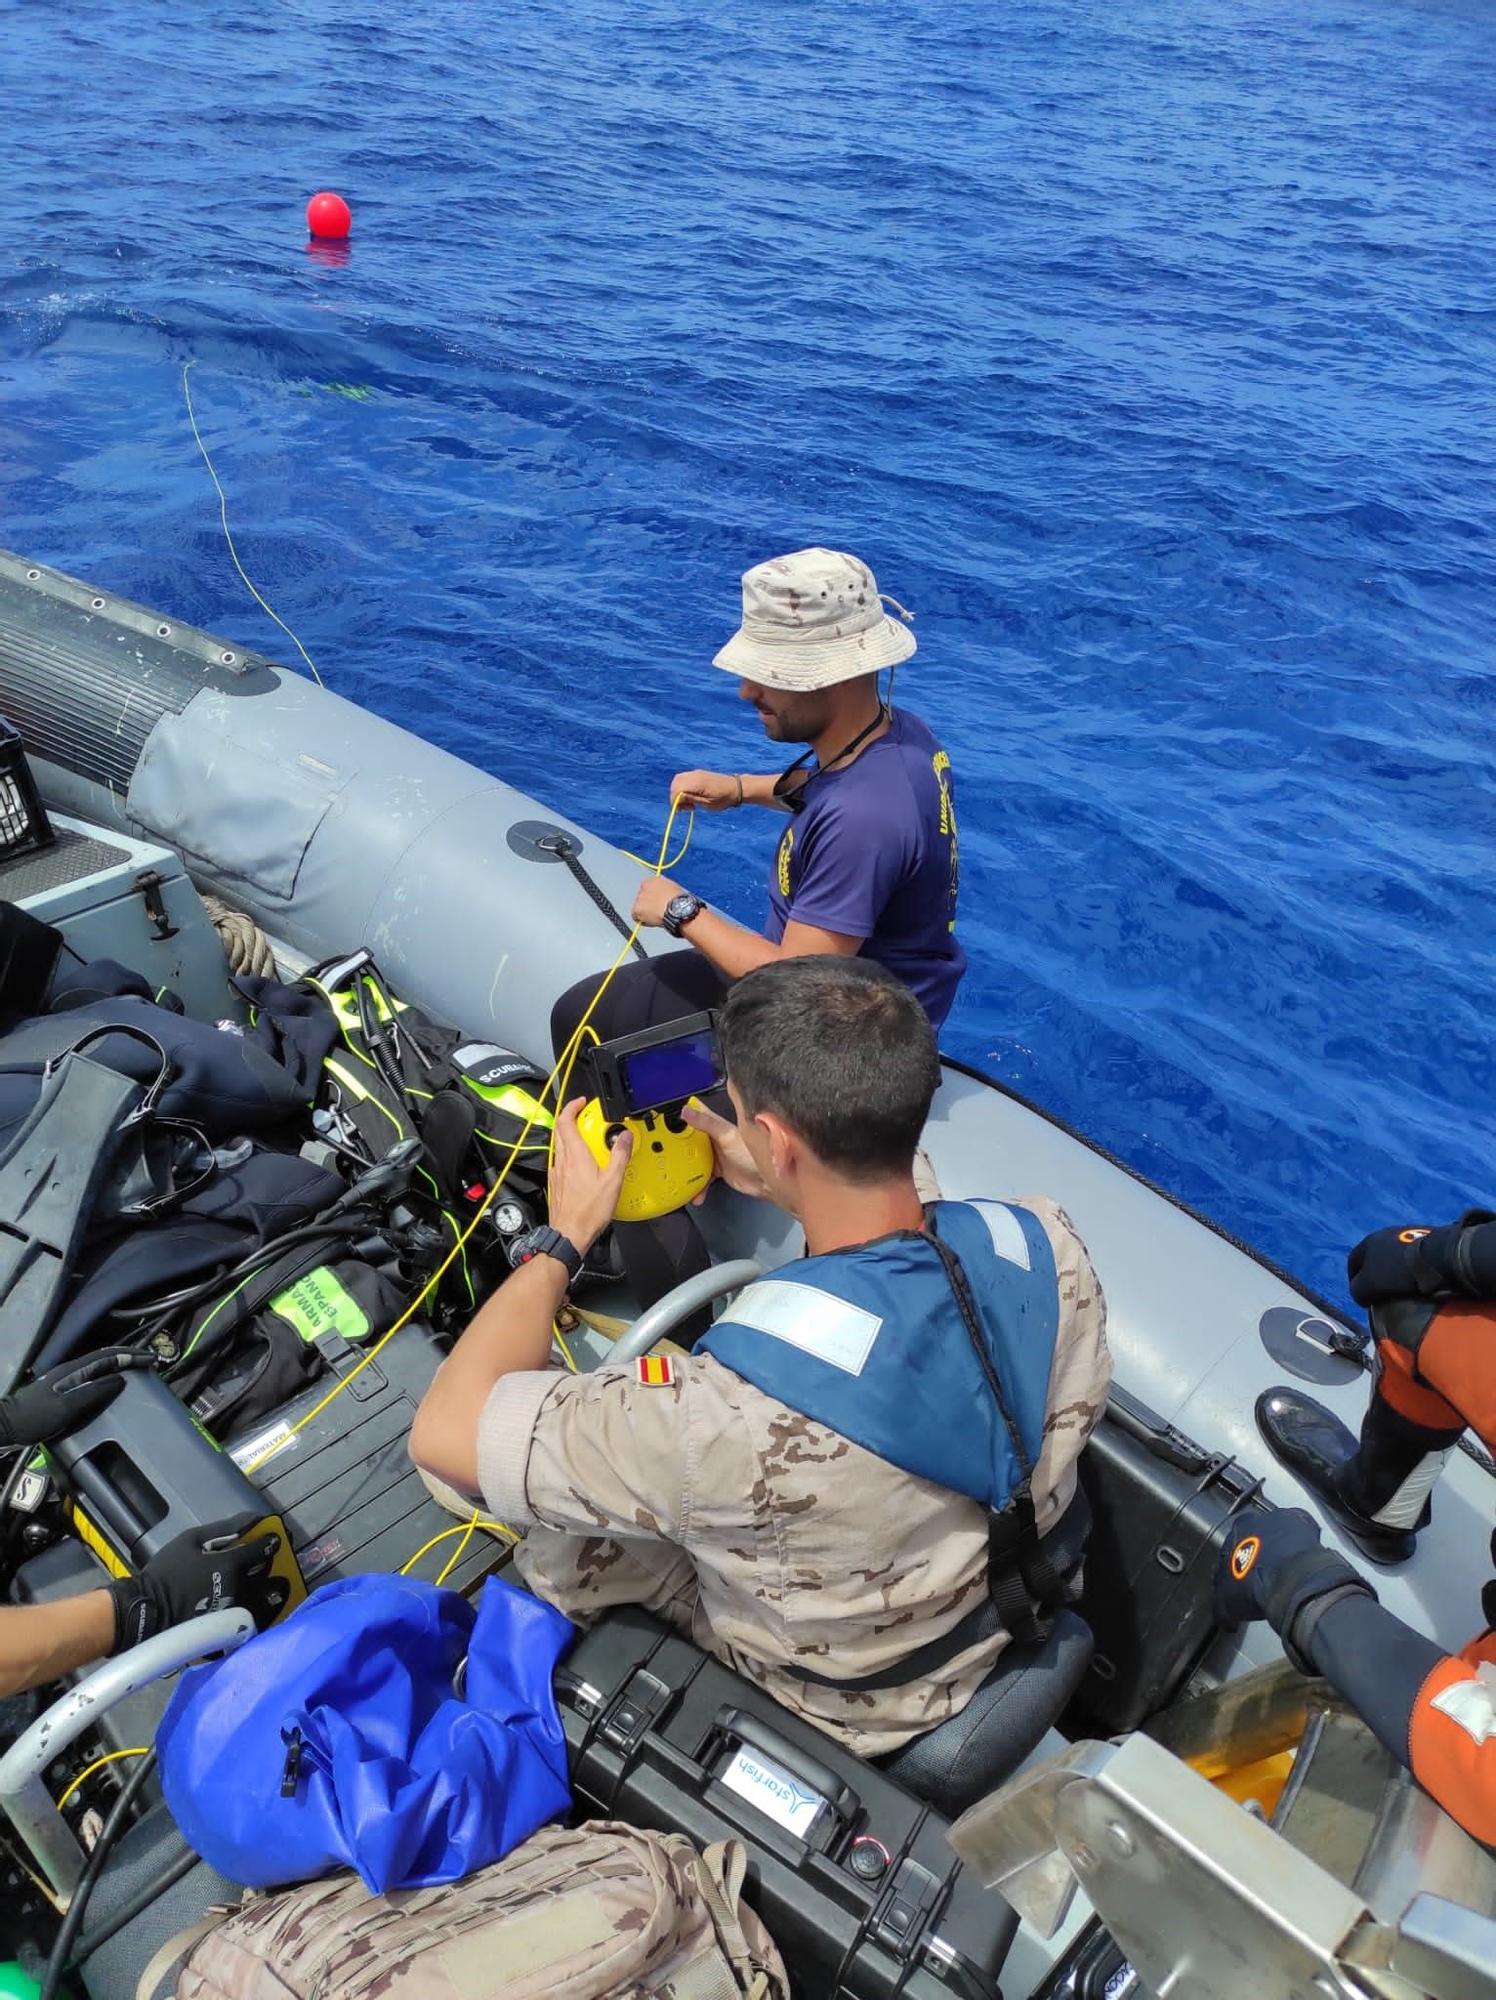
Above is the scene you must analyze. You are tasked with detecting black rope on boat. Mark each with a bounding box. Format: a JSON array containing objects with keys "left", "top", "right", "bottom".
[{"left": 541, "top": 834, "right": 647, "bottom": 962}]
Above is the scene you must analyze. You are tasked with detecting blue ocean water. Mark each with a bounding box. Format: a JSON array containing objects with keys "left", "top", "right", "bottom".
[{"left": 2, "top": 0, "right": 1492, "bottom": 1309}]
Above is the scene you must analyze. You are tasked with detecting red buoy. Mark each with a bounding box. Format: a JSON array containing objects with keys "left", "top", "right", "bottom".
[{"left": 306, "top": 191, "right": 352, "bottom": 240}]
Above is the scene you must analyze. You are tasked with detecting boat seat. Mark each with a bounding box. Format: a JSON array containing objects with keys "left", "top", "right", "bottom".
[
  {"left": 877, "top": 1607, "right": 1094, "bottom": 1819},
  {"left": 72, "top": 1803, "right": 239, "bottom": 2000}
]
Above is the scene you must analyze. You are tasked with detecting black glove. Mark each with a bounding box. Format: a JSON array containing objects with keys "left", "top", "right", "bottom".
[
  {"left": 1215, "top": 1506, "right": 1376, "bottom": 1673},
  {"left": 0, "top": 1352, "right": 144, "bottom": 1449},
  {"left": 107, "top": 1514, "right": 288, "bottom": 1653},
  {"left": 1347, "top": 1211, "right": 1496, "bottom": 1307}
]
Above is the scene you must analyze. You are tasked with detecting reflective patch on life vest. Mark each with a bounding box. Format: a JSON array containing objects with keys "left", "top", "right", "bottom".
[
  {"left": 968, "top": 1200, "right": 1033, "bottom": 1271},
  {"left": 1429, "top": 1666, "right": 1496, "bottom": 1747},
  {"left": 724, "top": 1279, "right": 882, "bottom": 1376}
]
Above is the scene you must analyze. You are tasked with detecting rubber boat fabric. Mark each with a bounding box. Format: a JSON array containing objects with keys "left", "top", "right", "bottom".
[{"left": 701, "top": 1196, "right": 1077, "bottom": 1669}]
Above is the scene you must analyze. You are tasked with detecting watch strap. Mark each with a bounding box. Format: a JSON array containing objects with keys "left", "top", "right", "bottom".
[{"left": 518, "top": 1227, "right": 584, "bottom": 1281}]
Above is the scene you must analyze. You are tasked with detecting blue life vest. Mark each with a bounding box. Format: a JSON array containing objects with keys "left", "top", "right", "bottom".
[{"left": 699, "top": 1199, "right": 1059, "bottom": 1509}]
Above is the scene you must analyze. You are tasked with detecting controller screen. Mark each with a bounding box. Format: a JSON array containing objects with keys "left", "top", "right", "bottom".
[{"left": 620, "top": 1030, "right": 720, "bottom": 1114}]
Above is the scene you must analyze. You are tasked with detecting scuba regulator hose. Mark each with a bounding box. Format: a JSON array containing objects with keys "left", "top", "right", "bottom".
[{"left": 112, "top": 1141, "right": 429, "bottom": 1359}]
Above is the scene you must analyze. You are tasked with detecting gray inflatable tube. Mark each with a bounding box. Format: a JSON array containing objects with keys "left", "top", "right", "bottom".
[
  {"left": 0, "top": 548, "right": 1488, "bottom": 1658},
  {"left": 0, "top": 548, "right": 665, "bottom": 1065}
]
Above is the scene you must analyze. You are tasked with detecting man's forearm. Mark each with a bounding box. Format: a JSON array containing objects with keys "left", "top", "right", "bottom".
[
  {"left": 0, "top": 1592, "right": 116, "bottom": 1698},
  {"left": 682, "top": 907, "right": 782, "bottom": 980},
  {"left": 410, "top": 1257, "right": 569, "bottom": 1495}
]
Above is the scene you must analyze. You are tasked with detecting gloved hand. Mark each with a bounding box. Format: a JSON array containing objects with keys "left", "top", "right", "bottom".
[
  {"left": 107, "top": 1514, "right": 288, "bottom": 1653},
  {"left": 1347, "top": 1211, "right": 1496, "bottom": 1307},
  {"left": 0, "top": 1352, "right": 144, "bottom": 1449},
  {"left": 1215, "top": 1506, "right": 1376, "bottom": 1673}
]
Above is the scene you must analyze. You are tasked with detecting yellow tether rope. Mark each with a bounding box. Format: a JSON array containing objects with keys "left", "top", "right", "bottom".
[{"left": 240, "top": 797, "right": 687, "bottom": 1476}]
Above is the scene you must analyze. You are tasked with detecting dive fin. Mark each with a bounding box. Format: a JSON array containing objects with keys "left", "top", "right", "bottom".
[{"left": 0, "top": 1052, "right": 143, "bottom": 1394}]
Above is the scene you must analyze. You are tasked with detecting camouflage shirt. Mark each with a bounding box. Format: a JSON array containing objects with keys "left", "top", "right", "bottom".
[{"left": 478, "top": 1197, "right": 1109, "bottom": 1756}]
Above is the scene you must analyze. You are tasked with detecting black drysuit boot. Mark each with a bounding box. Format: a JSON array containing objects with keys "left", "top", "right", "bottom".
[{"left": 1255, "top": 1385, "right": 1460, "bottom": 1567}]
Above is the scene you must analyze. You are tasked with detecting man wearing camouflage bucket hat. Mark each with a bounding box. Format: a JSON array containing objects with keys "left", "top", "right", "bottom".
[
  {"left": 549, "top": 547, "right": 966, "bottom": 1333},
  {"left": 656, "top": 548, "right": 960, "bottom": 1020}
]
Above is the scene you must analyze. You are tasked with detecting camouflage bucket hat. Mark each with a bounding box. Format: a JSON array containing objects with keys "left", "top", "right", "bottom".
[{"left": 712, "top": 547, "right": 917, "bottom": 691}]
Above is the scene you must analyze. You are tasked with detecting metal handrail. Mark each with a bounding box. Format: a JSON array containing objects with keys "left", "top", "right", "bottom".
[
  {"left": 0, "top": 1607, "right": 254, "bottom": 1903},
  {"left": 601, "top": 1260, "right": 762, "bottom": 1368}
]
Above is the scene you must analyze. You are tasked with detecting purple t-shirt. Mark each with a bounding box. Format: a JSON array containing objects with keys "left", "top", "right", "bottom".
[{"left": 763, "top": 708, "right": 966, "bottom": 1029}]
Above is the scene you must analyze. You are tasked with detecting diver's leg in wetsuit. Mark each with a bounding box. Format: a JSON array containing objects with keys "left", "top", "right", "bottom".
[{"left": 550, "top": 952, "right": 729, "bottom": 1343}]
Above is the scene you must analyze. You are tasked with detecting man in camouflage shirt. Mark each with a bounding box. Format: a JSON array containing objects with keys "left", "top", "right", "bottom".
[{"left": 412, "top": 959, "right": 1109, "bottom": 1757}]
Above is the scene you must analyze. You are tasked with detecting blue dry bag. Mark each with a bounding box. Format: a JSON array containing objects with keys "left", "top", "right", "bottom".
[{"left": 157, "top": 1572, "right": 574, "bottom": 1893}]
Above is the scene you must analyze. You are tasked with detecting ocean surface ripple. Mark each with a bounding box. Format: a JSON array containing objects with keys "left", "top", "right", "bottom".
[{"left": 3, "top": 0, "right": 1493, "bottom": 1308}]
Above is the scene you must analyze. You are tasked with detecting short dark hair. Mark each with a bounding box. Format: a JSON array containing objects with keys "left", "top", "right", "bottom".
[{"left": 720, "top": 957, "right": 939, "bottom": 1179}]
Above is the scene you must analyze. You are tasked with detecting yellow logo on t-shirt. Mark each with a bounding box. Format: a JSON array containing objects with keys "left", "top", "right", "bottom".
[
  {"left": 777, "top": 826, "right": 795, "bottom": 898},
  {"left": 933, "top": 749, "right": 953, "bottom": 835},
  {"left": 933, "top": 749, "right": 959, "bottom": 927}
]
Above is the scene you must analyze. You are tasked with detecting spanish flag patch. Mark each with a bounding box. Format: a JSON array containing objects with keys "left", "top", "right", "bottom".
[{"left": 636, "top": 1355, "right": 675, "bottom": 1387}]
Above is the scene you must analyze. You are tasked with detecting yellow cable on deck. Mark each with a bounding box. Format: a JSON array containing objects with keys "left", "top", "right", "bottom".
[
  {"left": 401, "top": 1517, "right": 517, "bottom": 1579},
  {"left": 240, "top": 796, "right": 686, "bottom": 1478},
  {"left": 57, "top": 1746, "right": 148, "bottom": 1812},
  {"left": 434, "top": 1514, "right": 482, "bottom": 1587}
]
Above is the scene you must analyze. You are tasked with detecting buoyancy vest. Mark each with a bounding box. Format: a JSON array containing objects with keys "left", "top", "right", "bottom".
[
  {"left": 700, "top": 1199, "right": 1058, "bottom": 1509},
  {"left": 700, "top": 1200, "right": 1074, "bottom": 1678}
]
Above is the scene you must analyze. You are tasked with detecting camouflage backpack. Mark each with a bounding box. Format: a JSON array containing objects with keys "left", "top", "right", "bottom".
[{"left": 146, "top": 1821, "right": 789, "bottom": 2000}]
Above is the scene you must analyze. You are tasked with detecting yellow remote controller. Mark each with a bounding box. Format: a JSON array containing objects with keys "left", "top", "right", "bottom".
[{"left": 576, "top": 1096, "right": 715, "bottom": 1222}]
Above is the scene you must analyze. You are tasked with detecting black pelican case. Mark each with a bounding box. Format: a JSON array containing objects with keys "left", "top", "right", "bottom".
[
  {"left": 1074, "top": 1384, "right": 1265, "bottom": 1733},
  {"left": 558, "top": 1605, "right": 1016, "bottom": 2000}
]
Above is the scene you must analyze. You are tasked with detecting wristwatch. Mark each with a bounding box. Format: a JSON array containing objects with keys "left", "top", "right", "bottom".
[
  {"left": 513, "top": 1225, "right": 584, "bottom": 1282},
  {"left": 662, "top": 892, "right": 705, "bottom": 939}
]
